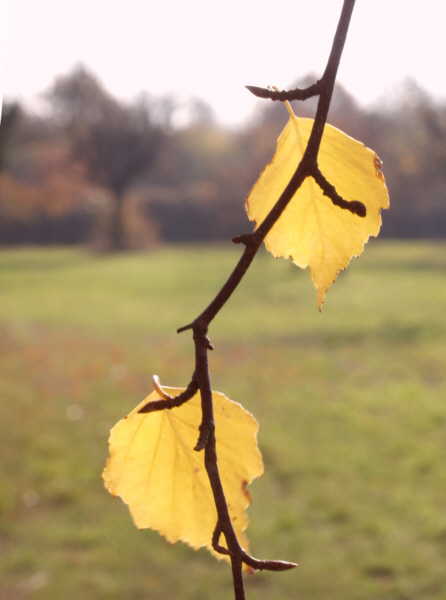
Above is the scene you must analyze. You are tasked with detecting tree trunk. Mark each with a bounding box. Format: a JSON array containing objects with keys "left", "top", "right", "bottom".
[{"left": 109, "top": 192, "right": 126, "bottom": 251}]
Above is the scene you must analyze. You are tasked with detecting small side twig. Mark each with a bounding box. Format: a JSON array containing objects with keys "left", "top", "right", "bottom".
[
  {"left": 246, "top": 81, "right": 321, "bottom": 102},
  {"left": 311, "top": 166, "right": 367, "bottom": 217},
  {"left": 242, "top": 552, "right": 297, "bottom": 572},
  {"left": 174, "top": 2, "right": 357, "bottom": 599},
  {"left": 138, "top": 376, "right": 199, "bottom": 413},
  {"left": 212, "top": 522, "right": 233, "bottom": 556}
]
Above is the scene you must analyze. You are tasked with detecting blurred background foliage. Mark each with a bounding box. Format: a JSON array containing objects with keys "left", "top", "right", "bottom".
[{"left": 1, "top": 64, "right": 446, "bottom": 250}]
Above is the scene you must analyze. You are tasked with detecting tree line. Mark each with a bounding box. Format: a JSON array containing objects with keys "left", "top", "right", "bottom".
[{"left": 1, "top": 65, "right": 445, "bottom": 249}]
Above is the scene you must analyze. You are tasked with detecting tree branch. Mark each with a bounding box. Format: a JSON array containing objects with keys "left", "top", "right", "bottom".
[
  {"left": 138, "top": 376, "right": 199, "bottom": 413},
  {"left": 246, "top": 81, "right": 321, "bottom": 102},
  {"left": 311, "top": 166, "right": 367, "bottom": 216},
  {"left": 174, "top": 2, "right": 357, "bottom": 598}
]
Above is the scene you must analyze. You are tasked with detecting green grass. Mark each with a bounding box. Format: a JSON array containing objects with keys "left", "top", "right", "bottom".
[{"left": 1, "top": 241, "right": 446, "bottom": 600}]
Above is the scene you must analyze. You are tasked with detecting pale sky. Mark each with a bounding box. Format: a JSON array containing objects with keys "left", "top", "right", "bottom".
[{"left": 2, "top": 0, "right": 445, "bottom": 126}]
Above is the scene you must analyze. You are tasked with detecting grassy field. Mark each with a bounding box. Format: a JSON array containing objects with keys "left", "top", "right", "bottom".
[{"left": 1, "top": 241, "right": 446, "bottom": 600}]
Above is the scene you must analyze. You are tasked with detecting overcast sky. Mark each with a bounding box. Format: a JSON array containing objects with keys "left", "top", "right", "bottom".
[{"left": 1, "top": 0, "right": 445, "bottom": 126}]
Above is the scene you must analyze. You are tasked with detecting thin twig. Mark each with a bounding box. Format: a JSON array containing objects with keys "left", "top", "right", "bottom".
[
  {"left": 138, "top": 376, "right": 199, "bottom": 413},
  {"left": 311, "top": 166, "right": 367, "bottom": 216},
  {"left": 242, "top": 552, "right": 297, "bottom": 572},
  {"left": 174, "top": 2, "right": 357, "bottom": 598},
  {"left": 246, "top": 81, "right": 321, "bottom": 102}
]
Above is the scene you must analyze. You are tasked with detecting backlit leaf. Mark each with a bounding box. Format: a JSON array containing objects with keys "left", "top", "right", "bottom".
[
  {"left": 102, "top": 386, "right": 263, "bottom": 564},
  {"left": 246, "top": 103, "right": 389, "bottom": 309}
]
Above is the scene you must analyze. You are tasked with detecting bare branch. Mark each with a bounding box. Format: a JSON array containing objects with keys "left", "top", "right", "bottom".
[
  {"left": 246, "top": 82, "right": 321, "bottom": 102},
  {"left": 242, "top": 552, "right": 298, "bottom": 572},
  {"left": 174, "top": 2, "right": 358, "bottom": 598},
  {"left": 138, "top": 376, "right": 199, "bottom": 413}
]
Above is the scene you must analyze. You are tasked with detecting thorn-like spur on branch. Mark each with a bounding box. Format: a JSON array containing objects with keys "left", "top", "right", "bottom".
[
  {"left": 177, "top": 323, "right": 214, "bottom": 350},
  {"left": 212, "top": 523, "right": 233, "bottom": 557},
  {"left": 194, "top": 420, "right": 214, "bottom": 451},
  {"left": 138, "top": 376, "right": 199, "bottom": 413},
  {"left": 246, "top": 82, "right": 321, "bottom": 102},
  {"left": 232, "top": 233, "right": 254, "bottom": 246},
  {"left": 311, "top": 167, "right": 366, "bottom": 217}
]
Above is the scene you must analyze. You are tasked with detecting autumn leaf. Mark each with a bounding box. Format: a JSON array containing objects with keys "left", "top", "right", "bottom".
[
  {"left": 102, "top": 384, "right": 263, "bottom": 565},
  {"left": 246, "top": 102, "right": 389, "bottom": 309}
]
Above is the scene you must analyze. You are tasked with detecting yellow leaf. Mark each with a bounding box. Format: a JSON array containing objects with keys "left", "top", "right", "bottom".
[
  {"left": 102, "top": 386, "right": 263, "bottom": 565},
  {"left": 246, "top": 104, "right": 389, "bottom": 309}
]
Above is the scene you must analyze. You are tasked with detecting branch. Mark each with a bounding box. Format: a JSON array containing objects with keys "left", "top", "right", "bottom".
[
  {"left": 246, "top": 81, "right": 321, "bottom": 102},
  {"left": 175, "top": 2, "right": 357, "bottom": 598},
  {"left": 311, "top": 166, "right": 366, "bottom": 217},
  {"left": 138, "top": 376, "right": 199, "bottom": 413},
  {"left": 242, "top": 552, "right": 297, "bottom": 572}
]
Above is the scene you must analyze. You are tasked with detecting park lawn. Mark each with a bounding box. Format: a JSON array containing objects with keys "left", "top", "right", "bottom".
[{"left": 1, "top": 241, "right": 446, "bottom": 600}]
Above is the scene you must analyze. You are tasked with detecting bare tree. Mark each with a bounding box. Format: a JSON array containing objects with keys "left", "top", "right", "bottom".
[{"left": 47, "top": 65, "right": 163, "bottom": 250}]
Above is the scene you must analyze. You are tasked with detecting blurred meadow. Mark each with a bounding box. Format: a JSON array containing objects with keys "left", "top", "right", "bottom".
[{"left": 1, "top": 240, "right": 446, "bottom": 600}]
